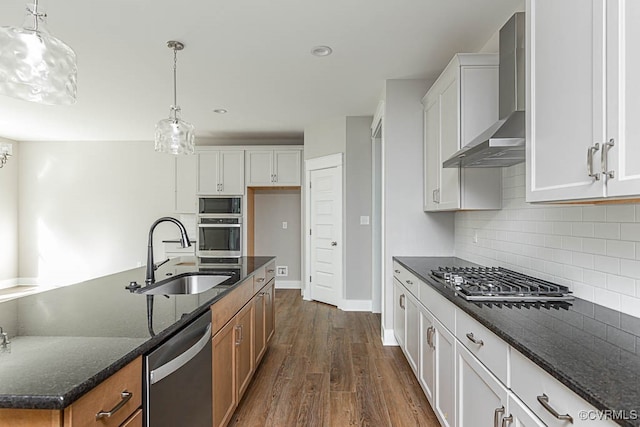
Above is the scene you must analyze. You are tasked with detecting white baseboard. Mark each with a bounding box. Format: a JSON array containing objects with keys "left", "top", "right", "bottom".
[
  {"left": 275, "top": 280, "right": 301, "bottom": 289},
  {"left": 382, "top": 328, "right": 399, "bottom": 346},
  {"left": 339, "top": 299, "right": 372, "bottom": 312}
]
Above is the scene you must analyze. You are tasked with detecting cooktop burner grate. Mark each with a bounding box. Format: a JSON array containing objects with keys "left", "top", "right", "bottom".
[{"left": 431, "top": 266, "right": 574, "bottom": 303}]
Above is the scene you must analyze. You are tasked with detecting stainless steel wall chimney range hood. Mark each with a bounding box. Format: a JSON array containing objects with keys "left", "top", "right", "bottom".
[{"left": 443, "top": 12, "right": 525, "bottom": 168}]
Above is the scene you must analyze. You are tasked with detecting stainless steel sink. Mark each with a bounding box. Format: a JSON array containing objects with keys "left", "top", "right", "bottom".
[{"left": 141, "top": 274, "right": 232, "bottom": 295}]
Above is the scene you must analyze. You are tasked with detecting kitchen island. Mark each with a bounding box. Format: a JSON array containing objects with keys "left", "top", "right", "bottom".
[{"left": 0, "top": 256, "right": 275, "bottom": 420}]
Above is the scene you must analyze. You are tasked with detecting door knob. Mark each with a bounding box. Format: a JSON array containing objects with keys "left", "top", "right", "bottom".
[{"left": 331, "top": 241, "right": 337, "bottom": 246}]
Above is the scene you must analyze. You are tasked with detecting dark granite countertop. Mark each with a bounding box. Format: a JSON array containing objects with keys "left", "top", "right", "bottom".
[
  {"left": 0, "top": 256, "right": 274, "bottom": 410},
  {"left": 395, "top": 256, "right": 640, "bottom": 427}
]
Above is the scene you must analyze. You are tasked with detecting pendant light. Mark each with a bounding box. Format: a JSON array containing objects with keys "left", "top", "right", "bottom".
[
  {"left": 0, "top": 0, "right": 77, "bottom": 105},
  {"left": 155, "top": 41, "right": 195, "bottom": 155}
]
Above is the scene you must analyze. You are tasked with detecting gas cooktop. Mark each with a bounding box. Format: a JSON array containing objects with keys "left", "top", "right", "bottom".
[{"left": 431, "top": 266, "right": 574, "bottom": 305}]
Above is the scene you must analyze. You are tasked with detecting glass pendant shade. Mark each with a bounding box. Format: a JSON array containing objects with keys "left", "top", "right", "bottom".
[
  {"left": 0, "top": 3, "right": 77, "bottom": 105},
  {"left": 155, "top": 107, "right": 195, "bottom": 155},
  {"left": 155, "top": 40, "right": 195, "bottom": 155}
]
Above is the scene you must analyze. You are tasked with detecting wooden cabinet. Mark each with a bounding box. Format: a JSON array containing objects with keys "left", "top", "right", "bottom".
[
  {"left": 526, "top": 0, "right": 640, "bottom": 202},
  {"left": 245, "top": 149, "right": 301, "bottom": 187},
  {"left": 235, "top": 301, "right": 254, "bottom": 400},
  {"left": 422, "top": 53, "right": 502, "bottom": 211},
  {"left": 211, "top": 264, "right": 276, "bottom": 427},
  {"left": 0, "top": 359, "right": 143, "bottom": 427},
  {"left": 198, "top": 150, "right": 245, "bottom": 195},
  {"left": 175, "top": 154, "right": 197, "bottom": 213},
  {"left": 212, "top": 319, "right": 237, "bottom": 427},
  {"left": 456, "top": 342, "right": 508, "bottom": 427}
]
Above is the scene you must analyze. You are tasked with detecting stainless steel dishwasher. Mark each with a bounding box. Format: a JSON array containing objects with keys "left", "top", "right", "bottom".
[{"left": 144, "top": 311, "right": 212, "bottom": 427}]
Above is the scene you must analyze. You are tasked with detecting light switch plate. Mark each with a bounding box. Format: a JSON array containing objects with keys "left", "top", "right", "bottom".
[
  {"left": 282, "top": 222, "right": 288, "bottom": 229},
  {"left": 360, "top": 216, "right": 370, "bottom": 225}
]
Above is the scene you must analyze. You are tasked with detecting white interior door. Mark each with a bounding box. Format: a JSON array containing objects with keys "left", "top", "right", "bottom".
[{"left": 309, "top": 166, "right": 342, "bottom": 306}]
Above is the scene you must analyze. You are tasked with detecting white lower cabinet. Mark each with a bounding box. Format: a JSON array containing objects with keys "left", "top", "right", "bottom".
[
  {"left": 504, "top": 394, "right": 546, "bottom": 427},
  {"left": 393, "top": 261, "right": 618, "bottom": 427},
  {"left": 456, "top": 342, "right": 508, "bottom": 427},
  {"left": 404, "top": 291, "right": 420, "bottom": 375}
]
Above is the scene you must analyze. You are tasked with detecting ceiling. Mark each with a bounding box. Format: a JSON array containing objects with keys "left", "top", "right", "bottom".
[{"left": 0, "top": 0, "right": 520, "bottom": 143}]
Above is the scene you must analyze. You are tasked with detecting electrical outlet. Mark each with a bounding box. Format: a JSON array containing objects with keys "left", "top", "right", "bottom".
[
  {"left": 473, "top": 230, "right": 478, "bottom": 244},
  {"left": 276, "top": 266, "right": 288, "bottom": 276},
  {"left": 282, "top": 221, "right": 288, "bottom": 229},
  {"left": 360, "top": 216, "right": 370, "bottom": 225}
]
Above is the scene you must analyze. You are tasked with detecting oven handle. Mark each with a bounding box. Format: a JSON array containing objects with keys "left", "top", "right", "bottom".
[
  {"left": 198, "top": 224, "right": 242, "bottom": 228},
  {"left": 150, "top": 322, "right": 212, "bottom": 385}
]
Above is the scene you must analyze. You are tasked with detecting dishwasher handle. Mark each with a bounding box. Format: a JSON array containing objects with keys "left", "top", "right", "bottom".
[{"left": 150, "top": 322, "right": 212, "bottom": 385}]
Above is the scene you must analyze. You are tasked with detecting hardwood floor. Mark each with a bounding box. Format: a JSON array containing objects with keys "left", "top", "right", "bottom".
[{"left": 229, "top": 290, "right": 440, "bottom": 427}]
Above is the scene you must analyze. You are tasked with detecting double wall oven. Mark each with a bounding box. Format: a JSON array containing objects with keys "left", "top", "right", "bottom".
[{"left": 197, "top": 196, "right": 242, "bottom": 259}]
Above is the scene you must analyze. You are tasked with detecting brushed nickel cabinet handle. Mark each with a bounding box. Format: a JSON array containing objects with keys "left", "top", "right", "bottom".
[
  {"left": 394, "top": 269, "right": 401, "bottom": 274},
  {"left": 426, "top": 326, "right": 435, "bottom": 349},
  {"left": 267, "top": 269, "right": 275, "bottom": 273},
  {"left": 587, "top": 143, "right": 600, "bottom": 180},
  {"left": 399, "top": 294, "right": 405, "bottom": 309},
  {"left": 235, "top": 325, "right": 242, "bottom": 345},
  {"left": 257, "top": 277, "right": 265, "bottom": 283},
  {"left": 466, "top": 332, "right": 484, "bottom": 346},
  {"left": 95, "top": 391, "right": 132, "bottom": 420},
  {"left": 493, "top": 406, "right": 504, "bottom": 427},
  {"left": 537, "top": 394, "right": 574, "bottom": 423},
  {"left": 501, "top": 415, "right": 513, "bottom": 427},
  {"left": 602, "top": 138, "right": 615, "bottom": 179},
  {"left": 406, "top": 280, "right": 413, "bottom": 285}
]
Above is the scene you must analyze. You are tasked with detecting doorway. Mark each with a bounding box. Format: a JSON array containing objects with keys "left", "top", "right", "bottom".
[{"left": 304, "top": 154, "right": 343, "bottom": 307}]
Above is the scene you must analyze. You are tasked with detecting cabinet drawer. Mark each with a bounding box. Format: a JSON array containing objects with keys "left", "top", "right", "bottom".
[
  {"left": 121, "top": 409, "right": 142, "bottom": 427},
  {"left": 212, "top": 277, "right": 254, "bottom": 334},
  {"left": 418, "top": 280, "right": 455, "bottom": 332},
  {"left": 455, "top": 309, "right": 508, "bottom": 385},
  {"left": 392, "top": 261, "right": 420, "bottom": 297},
  {"left": 511, "top": 350, "right": 615, "bottom": 427},
  {"left": 64, "top": 357, "right": 142, "bottom": 427},
  {"left": 253, "top": 267, "right": 267, "bottom": 293},
  {"left": 265, "top": 263, "right": 275, "bottom": 284}
]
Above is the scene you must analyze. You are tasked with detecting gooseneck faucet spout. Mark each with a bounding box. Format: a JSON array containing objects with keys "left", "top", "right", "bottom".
[{"left": 145, "top": 217, "right": 191, "bottom": 286}]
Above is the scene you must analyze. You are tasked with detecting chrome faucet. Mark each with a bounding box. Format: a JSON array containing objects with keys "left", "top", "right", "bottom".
[{"left": 145, "top": 217, "right": 191, "bottom": 285}]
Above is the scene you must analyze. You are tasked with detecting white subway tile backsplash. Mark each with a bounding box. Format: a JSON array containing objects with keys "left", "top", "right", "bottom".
[
  {"left": 562, "top": 236, "right": 583, "bottom": 251},
  {"left": 594, "top": 255, "right": 621, "bottom": 275},
  {"left": 620, "top": 223, "right": 640, "bottom": 241},
  {"left": 606, "top": 240, "right": 636, "bottom": 259},
  {"left": 583, "top": 206, "right": 606, "bottom": 221},
  {"left": 594, "top": 223, "right": 621, "bottom": 240},
  {"left": 606, "top": 205, "right": 636, "bottom": 222},
  {"left": 572, "top": 222, "right": 594, "bottom": 238},
  {"left": 453, "top": 164, "right": 640, "bottom": 319},
  {"left": 552, "top": 221, "right": 572, "bottom": 236},
  {"left": 572, "top": 252, "right": 594, "bottom": 269},
  {"left": 583, "top": 238, "right": 607, "bottom": 255},
  {"left": 621, "top": 259, "right": 640, "bottom": 279},
  {"left": 606, "top": 274, "right": 636, "bottom": 296}
]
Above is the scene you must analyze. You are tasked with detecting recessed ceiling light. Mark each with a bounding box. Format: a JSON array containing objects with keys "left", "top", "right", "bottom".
[
  {"left": 311, "top": 45, "right": 333, "bottom": 57},
  {"left": 213, "top": 109, "right": 228, "bottom": 114}
]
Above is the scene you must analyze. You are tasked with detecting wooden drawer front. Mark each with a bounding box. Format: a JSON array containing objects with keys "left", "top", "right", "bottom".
[
  {"left": 393, "top": 261, "right": 420, "bottom": 297},
  {"left": 265, "top": 262, "right": 276, "bottom": 284},
  {"left": 212, "top": 276, "right": 254, "bottom": 334},
  {"left": 511, "top": 350, "right": 615, "bottom": 427},
  {"left": 0, "top": 409, "right": 62, "bottom": 427},
  {"left": 65, "top": 357, "right": 142, "bottom": 427},
  {"left": 455, "top": 310, "right": 508, "bottom": 385},
  {"left": 418, "top": 280, "right": 455, "bottom": 332},
  {"left": 253, "top": 267, "right": 267, "bottom": 293},
  {"left": 120, "top": 409, "right": 142, "bottom": 427}
]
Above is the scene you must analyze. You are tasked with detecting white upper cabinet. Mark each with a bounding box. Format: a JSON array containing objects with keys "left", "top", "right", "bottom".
[
  {"left": 197, "top": 150, "right": 245, "bottom": 195},
  {"left": 423, "top": 54, "right": 502, "bottom": 212},
  {"left": 527, "top": 0, "right": 640, "bottom": 202},
  {"left": 246, "top": 149, "right": 301, "bottom": 187}
]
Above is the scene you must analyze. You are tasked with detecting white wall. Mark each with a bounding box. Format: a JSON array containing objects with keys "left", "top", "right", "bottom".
[
  {"left": 382, "top": 79, "right": 455, "bottom": 336},
  {"left": 303, "top": 117, "right": 346, "bottom": 161},
  {"left": 456, "top": 164, "right": 640, "bottom": 318},
  {"left": 345, "top": 116, "right": 373, "bottom": 300},
  {"left": 253, "top": 189, "right": 302, "bottom": 283},
  {"left": 18, "top": 141, "right": 178, "bottom": 285},
  {"left": 0, "top": 138, "right": 19, "bottom": 286}
]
